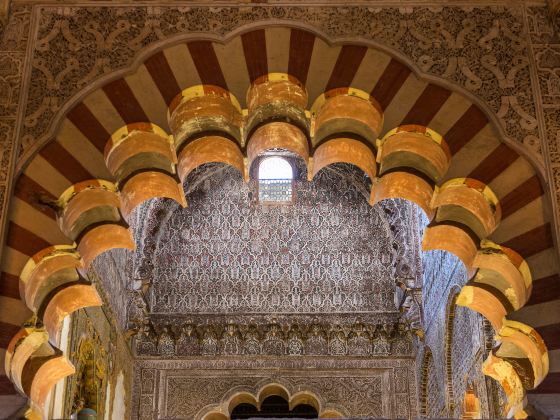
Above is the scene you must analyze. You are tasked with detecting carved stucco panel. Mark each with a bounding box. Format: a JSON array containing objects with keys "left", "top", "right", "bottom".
[
  {"left": 132, "top": 361, "right": 415, "bottom": 419},
  {"left": 0, "top": 52, "right": 24, "bottom": 118},
  {"left": 526, "top": 6, "right": 560, "bottom": 250},
  {"left": 0, "top": 118, "right": 15, "bottom": 182}
]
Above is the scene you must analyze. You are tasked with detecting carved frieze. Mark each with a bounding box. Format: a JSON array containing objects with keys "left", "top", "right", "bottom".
[
  {"left": 132, "top": 318, "right": 415, "bottom": 358},
  {"left": 0, "top": 4, "right": 31, "bottom": 248}
]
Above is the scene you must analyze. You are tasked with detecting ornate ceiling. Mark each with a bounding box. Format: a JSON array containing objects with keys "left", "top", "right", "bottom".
[{"left": 92, "top": 162, "right": 420, "bottom": 358}]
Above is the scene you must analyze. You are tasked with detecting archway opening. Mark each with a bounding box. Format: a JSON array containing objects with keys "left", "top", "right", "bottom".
[
  {"left": 2, "top": 19, "right": 552, "bottom": 420},
  {"left": 231, "top": 395, "right": 318, "bottom": 419}
]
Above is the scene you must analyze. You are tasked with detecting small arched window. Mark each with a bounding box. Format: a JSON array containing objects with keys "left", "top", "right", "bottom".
[{"left": 258, "top": 157, "right": 293, "bottom": 203}]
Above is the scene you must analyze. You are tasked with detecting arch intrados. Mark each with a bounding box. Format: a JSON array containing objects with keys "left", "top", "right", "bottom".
[
  {"left": 15, "top": 19, "right": 545, "bottom": 183},
  {"left": 256, "top": 383, "right": 290, "bottom": 409},
  {"left": 289, "top": 390, "right": 321, "bottom": 413},
  {"left": 226, "top": 392, "right": 259, "bottom": 414}
]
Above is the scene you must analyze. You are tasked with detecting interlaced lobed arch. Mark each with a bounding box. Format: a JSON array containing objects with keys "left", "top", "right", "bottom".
[{"left": 1, "top": 24, "right": 557, "bottom": 418}]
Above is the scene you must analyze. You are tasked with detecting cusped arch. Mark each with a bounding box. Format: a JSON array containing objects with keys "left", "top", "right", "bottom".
[
  {"left": 197, "top": 381, "right": 345, "bottom": 420},
  {"left": 1, "top": 22, "right": 558, "bottom": 418}
]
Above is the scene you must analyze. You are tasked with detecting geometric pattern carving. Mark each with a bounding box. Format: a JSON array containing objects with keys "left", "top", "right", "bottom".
[
  {"left": 0, "top": 3, "right": 558, "bottom": 417},
  {"left": 132, "top": 358, "right": 417, "bottom": 419},
  {"left": 145, "top": 165, "right": 403, "bottom": 316}
]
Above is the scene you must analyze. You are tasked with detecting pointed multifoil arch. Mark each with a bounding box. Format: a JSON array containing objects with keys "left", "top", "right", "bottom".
[
  {"left": 195, "top": 379, "right": 346, "bottom": 420},
  {"left": 1, "top": 20, "right": 558, "bottom": 416}
]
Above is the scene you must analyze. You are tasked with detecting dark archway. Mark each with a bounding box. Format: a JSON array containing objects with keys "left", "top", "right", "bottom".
[{"left": 231, "top": 395, "right": 318, "bottom": 419}]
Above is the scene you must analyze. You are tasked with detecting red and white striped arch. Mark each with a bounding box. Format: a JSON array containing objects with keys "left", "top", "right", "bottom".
[{"left": 1, "top": 25, "right": 558, "bottom": 414}]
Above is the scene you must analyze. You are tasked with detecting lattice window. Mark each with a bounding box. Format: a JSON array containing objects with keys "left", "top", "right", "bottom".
[{"left": 258, "top": 157, "right": 293, "bottom": 203}]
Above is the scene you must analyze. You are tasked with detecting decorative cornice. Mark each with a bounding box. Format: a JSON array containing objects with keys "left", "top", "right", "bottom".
[{"left": 130, "top": 317, "right": 415, "bottom": 358}]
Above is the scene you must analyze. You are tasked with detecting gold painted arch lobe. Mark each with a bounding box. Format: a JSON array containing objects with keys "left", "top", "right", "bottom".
[
  {"left": 377, "top": 125, "right": 451, "bottom": 183},
  {"left": 423, "top": 178, "right": 502, "bottom": 269},
  {"left": 42, "top": 282, "right": 103, "bottom": 345},
  {"left": 432, "top": 178, "right": 502, "bottom": 240},
  {"left": 57, "top": 180, "right": 122, "bottom": 241},
  {"left": 5, "top": 328, "right": 75, "bottom": 413},
  {"left": 106, "top": 123, "right": 187, "bottom": 216},
  {"left": 19, "top": 245, "right": 82, "bottom": 313},
  {"left": 168, "top": 85, "right": 245, "bottom": 181},
  {"left": 245, "top": 73, "right": 310, "bottom": 175},
  {"left": 310, "top": 137, "right": 377, "bottom": 182},
  {"left": 178, "top": 136, "right": 246, "bottom": 182},
  {"left": 372, "top": 125, "right": 448, "bottom": 219},
  {"left": 470, "top": 240, "right": 532, "bottom": 311},
  {"left": 56, "top": 180, "right": 135, "bottom": 267},
  {"left": 311, "top": 88, "right": 383, "bottom": 148}
]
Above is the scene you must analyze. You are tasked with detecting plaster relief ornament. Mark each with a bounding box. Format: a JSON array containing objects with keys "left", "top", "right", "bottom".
[
  {"left": 373, "top": 324, "right": 391, "bottom": 355},
  {"left": 176, "top": 322, "right": 200, "bottom": 356},
  {"left": 157, "top": 326, "right": 175, "bottom": 356},
  {"left": 136, "top": 320, "right": 157, "bottom": 356},
  {"left": 396, "top": 281, "right": 424, "bottom": 336},
  {"left": 133, "top": 318, "right": 414, "bottom": 357},
  {"left": 329, "top": 325, "right": 347, "bottom": 356},
  {"left": 221, "top": 321, "right": 242, "bottom": 355},
  {"left": 287, "top": 324, "right": 304, "bottom": 356},
  {"left": 262, "top": 320, "right": 285, "bottom": 356},
  {"left": 348, "top": 320, "right": 372, "bottom": 356},
  {"left": 126, "top": 291, "right": 148, "bottom": 327},
  {"left": 243, "top": 323, "right": 261, "bottom": 355},
  {"left": 392, "top": 322, "right": 413, "bottom": 355},
  {"left": 305, "top": 321, "right": 328, "bottom": 356},
  {"left": 201, "top": 325, "right": 219, "bottom": 356}
]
